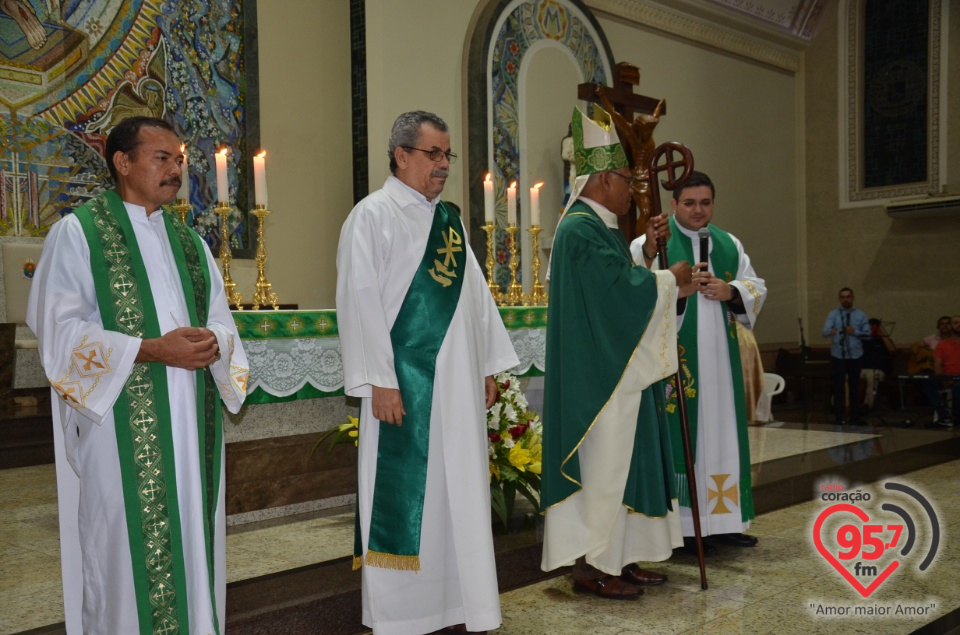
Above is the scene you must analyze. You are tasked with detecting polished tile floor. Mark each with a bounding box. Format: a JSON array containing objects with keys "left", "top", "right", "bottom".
[
  {"left": 494, "top": 457, "right": 960, "bottom": 635},
  {"left": 1, "top": 422, "right": 957, "bottom": 634}
]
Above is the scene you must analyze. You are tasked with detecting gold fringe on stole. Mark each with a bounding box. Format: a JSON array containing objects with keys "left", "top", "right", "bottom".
[
  {"left": 363, "top": 550, "right": 421, "bottom": 571},
  {"left": 352, "top": 555, "right": 363, "bottom": 571}
]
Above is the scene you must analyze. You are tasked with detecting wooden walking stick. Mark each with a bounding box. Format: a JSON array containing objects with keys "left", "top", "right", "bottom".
[{"left": 647, "top": 141, "right": 708, "bottom": 590}]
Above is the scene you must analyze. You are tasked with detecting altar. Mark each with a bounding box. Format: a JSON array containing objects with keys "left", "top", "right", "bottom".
[{"left": 234, "top": 306, "right": 547, "bottom": 404}]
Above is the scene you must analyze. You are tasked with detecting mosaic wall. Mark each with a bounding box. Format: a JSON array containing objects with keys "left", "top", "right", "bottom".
[
  {"left": 486, "top": 0, "right": 608, "bottom": 288},
  {"left": 0, "top": 0, "right": 254, "bottom": 253}
]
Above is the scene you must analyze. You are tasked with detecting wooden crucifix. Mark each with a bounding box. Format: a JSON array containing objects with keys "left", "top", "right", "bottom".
[{"left": 577, "top": 62, "right": 666, "bottom": 242}]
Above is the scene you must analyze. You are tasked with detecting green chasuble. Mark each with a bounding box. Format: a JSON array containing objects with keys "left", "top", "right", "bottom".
[
  {"left": 541, "top": 201, "right": 676, "bottom": 518},
  {"left": 663, "top": 217, "right": 754, "bottom": 523}
]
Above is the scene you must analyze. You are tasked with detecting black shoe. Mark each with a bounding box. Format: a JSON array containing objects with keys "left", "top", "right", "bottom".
[
  {"left": 713, "top": 533, "right": 758, "bottom": 547},
  {"left": 679, "top": 536, "right": 716, "bottom": 556}
]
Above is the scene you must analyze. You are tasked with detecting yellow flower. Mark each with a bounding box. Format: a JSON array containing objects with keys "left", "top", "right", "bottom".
[
  {"left": 339, "top": 416, "right": 359, "bottom": 446},
  {"left": 684, "top": 387, "right": 696, "bottom": 399},
  {"left": 666, "top": 404, "right": 676, "bottom": 413},
  {"left": 526, "top": 442, "right": 542, "bottom": 475},
  {"left": 508, "top": 443, "right": 532, "bottom": 472},
  {"left": 489, "top": 460, "right": 500, "bottom": 482},
  {"left": 338, "top": 416, "right": 359, "bottom": 432}
]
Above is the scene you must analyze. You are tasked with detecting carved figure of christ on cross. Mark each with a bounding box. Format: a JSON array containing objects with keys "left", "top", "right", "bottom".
[{"left": 577, "top": 62, "right": 666, "bottom": 242}]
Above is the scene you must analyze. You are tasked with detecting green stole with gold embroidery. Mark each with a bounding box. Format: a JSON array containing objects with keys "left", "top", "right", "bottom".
[
  {"left": 74, "top": 190, "right": 221, "bottom": 635},
  {"left": 359, "top": 201, "right": 466, "bottom": 571},
  {"left": 664, "top": 217, "right": 753, "bottom": 522}
]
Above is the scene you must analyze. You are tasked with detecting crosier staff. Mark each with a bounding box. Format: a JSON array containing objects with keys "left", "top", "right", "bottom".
[{"left": 646, "top": 141, "right": 708, "bottom": 590}]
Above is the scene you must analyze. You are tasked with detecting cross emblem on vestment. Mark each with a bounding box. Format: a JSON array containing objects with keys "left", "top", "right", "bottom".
[
  {"left": 289, "top": 318, "right": 300, "bottom": 331},
  {"left": 707, "top": 474, "right": 739, "bottom": 515},
  {"left": 259, "top": 320, "right": 272, "bottom": 333},
  {"left": 133, "top": 410, "right": 155, "bottom": 432},
  {"left": 137, "top": 444, "right": 160, "bottom": 468},
  {"left": 145, "top": 517, "right": 166, "bottom": 536},
  {"left": 118, "top": 307, "right": 138, "bottom": 328},
  {"left": 155, "top": 617, "right": 177, "bottom": 635},
  {"left": 141, "top": 478, "right": 163, "bottom": 501},
  {"left": 75, "top": 349, "right": 104, "bottom": 372},
  {"left": 113, "top": 274, "right": 134, "bottom": 295},
  {"left": 318, "top": 317, "right": 329, "bottom": 332},
  {"left": 436, "top": 226, "right": 463, "bottom": 267},
  {"left": 105, "top": 246, "right": 125, "bottom": 261},
  {"left": 55, "top": 383, "right": 78, "bottom": 402},
  {"left": 129, "top": 379, "right": 150, "bottom": 397}
]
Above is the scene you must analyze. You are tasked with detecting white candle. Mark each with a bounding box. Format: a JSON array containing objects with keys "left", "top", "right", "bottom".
[
  {"left": 530, "top": 182, "right": 543, "bottom": 226},
  {"left": 215, "top": 149, "right": 229, "bottom": 204},
  {"left": 483, "top": 173, "right": 494, "bottom": 223},
  {"left": 177, "top": 145, "right": 189, "bottom": 201},
  {"left": 253, "top": 151, "right": 268, "bottom": 206},
  {"left": 507, "top": 181, "right": 517, "bottom": 225}
]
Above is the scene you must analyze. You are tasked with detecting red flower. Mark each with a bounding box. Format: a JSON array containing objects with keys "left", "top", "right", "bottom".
[
  {"left": 506, "top": 61, "right": 516, "bottom": 75},
  {"left": 489, "top": 433, "right": 501, "bottom": 443},
  {"left": 503, "top": 379, "right": 511, "bottom": 390},
  {"left": 509, "top": 41, "right": 519, "bottom": 56},
  {"left": 510, "top": 423, "right": 527, "bottom": 439}
]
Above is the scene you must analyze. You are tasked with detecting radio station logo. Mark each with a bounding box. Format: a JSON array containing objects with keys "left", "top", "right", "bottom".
[{"left": 812, "top": 480, "right": 940, "bottom": 598}]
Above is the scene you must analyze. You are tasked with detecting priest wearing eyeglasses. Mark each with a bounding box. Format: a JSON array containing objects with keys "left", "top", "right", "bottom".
[{"left": 336, "top": 111, "right": 518, "bottom": 635}]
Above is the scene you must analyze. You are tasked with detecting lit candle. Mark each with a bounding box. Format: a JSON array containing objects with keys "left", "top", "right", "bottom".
[
  {"left": 530, "top": 182, "right": 543, "bottom": 226},
  {"left": 215, "top": 148, "right": 229, "bottom": 205},
  {"left": 253, "top": 151, "right": 268, "bottom": 207},
  {"left": 177, "top": 145, "right": 189, "bottom": 201},
  {"left": 483, "top": 173, "right": 494, "bottom": 223},
  {"left": 507, "top": 181, "right": 517, "bottom": 226}
]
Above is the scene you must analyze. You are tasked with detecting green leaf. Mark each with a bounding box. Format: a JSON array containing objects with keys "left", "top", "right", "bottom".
[
  {"left": 490, "top": 484, "right": 509, "bottom": 530},
  {"left": 515, "top": 479, "right": 541, "bottom": 513}
]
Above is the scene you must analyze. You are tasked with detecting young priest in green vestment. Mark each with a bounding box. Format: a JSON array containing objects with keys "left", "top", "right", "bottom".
[{"left": 541, "top": 105, "right": 693, "bottom": 599}]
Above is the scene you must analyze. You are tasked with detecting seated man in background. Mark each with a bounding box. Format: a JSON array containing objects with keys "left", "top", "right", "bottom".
[
  {"left": 909, "top": 315, "right": 950, "bottom": 374},
  {"left": 860, "top": 318, "right": 896, "bottom": 414}
]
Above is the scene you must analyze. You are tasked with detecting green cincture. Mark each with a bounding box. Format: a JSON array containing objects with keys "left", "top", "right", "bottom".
[
  {"left": 664, "top": 217, "right": 754, "bottom": 522},
  {"left": 74, "top": 190, "right": 219, "bottom": 634},
  {"left": 358, "top": 201, "right": 466, "bottom": 571}
]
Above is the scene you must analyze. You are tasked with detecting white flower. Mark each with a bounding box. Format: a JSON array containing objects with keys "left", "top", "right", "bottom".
[
  {"left": 503, "top": 436, "right": 515, "bottom": 449},
  {"left": 488, "top": 445, "right": 496, "bottom": 458}
]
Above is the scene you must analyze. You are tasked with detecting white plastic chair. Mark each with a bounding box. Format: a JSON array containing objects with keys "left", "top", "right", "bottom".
[
  {"left": 763, "top": 373, "right": 785, "bottom": 398},
  {"left": 756, "top": 373, "right": 785, "bottom": 422}
]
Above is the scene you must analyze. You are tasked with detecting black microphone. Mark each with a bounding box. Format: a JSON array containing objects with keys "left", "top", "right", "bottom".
[{"left": 698, "top": 227, "right": 710, "bottom": 285}]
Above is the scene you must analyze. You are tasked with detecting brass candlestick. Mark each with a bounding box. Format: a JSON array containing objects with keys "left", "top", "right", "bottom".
[
  {"left": 215, "top": 203, "right": 243, "bottom": 307},
  {"left": 172, "top": 199, "right": 192, "bottom": 225},
  {"left": 250, "top": 205, "right": 280, "bottom": 310},
  {"left": 483, "top": 221, "right": 502, "bottom": 305},
  {"left": 505, "top": 224, "right": 523, "bottom": 306},
  {"left": 525, "top": 224, "right": 548, "bottom": 306}
]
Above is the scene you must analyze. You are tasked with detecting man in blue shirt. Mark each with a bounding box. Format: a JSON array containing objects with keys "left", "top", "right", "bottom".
[{"left": 822, "top": 287, "right": 871, "bottom": 425}]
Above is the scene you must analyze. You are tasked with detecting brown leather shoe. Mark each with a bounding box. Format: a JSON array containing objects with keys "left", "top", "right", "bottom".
[
  {"left": 573, "top": 574, "right": 643, "bottom": 599},
  {"left": 621, "top": 563, "right": 667, "bottom": 586}
]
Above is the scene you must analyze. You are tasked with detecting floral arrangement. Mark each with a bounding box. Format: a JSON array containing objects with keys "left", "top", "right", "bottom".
[{"left": 487, "top": 372, "right": 542, "bottom": 530}]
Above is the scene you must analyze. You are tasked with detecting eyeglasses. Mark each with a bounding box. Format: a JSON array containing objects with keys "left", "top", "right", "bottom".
[
  {"left": 402, "top": 146, "right": 458, "bottom": 164},
  {"left": 610, "top": 172, "right": 634, "bottom": 187}
]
